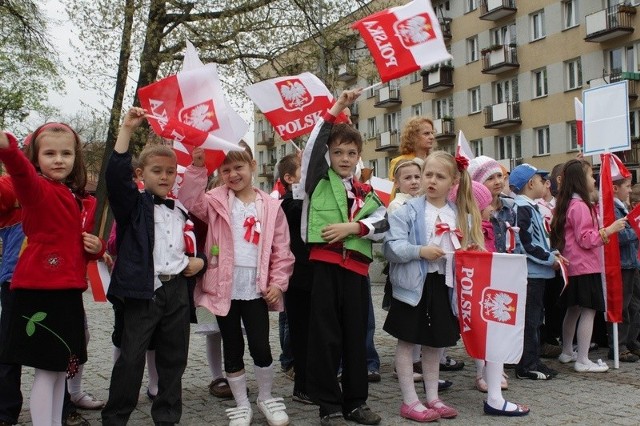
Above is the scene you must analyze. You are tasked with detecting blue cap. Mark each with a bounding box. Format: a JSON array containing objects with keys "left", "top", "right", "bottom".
[{"left": 509, "top": 163, "right": 549, "bottom": 193}]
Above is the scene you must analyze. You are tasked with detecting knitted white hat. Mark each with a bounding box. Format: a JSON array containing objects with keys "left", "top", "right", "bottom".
[{"left": 468, "top": 156, "right": 502, "bottom": 184}]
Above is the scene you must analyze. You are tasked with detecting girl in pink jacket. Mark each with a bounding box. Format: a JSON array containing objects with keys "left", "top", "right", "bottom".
[{"left": 179, "top": 143, "right": 294, "bottom": 426}]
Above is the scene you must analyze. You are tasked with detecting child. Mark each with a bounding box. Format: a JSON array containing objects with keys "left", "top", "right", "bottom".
[
  {"left": 383, "top": 151, "right": 483, "bottom": 422},
  {"left": 550, "top": 159, "right": 627, "bottom": 373},
  {"left": 179, "top": 142, "right": 294, "bottom": 426},
  {"left": 296, "top": 88, "right": 388, "bottom": 426},
  {"left": 607, "top": 176, "right": 640, "bottom": 362},
  {"left": 277, "top": 153, "right": 314, "bottom": 404},
  {"left": 509, "top": 164, "right": 565, "bottom": 381},
  {"left": 0, "top": 125, "right": 104, "bottom": 426},
  {"left": 102, "top": 108, "right": 205, "bottom": 425}
]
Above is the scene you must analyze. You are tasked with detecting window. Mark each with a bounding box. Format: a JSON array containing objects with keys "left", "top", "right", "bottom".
[
  {"left": 496, "top": 134, "right": 521, "bottom": 160},
  {"left": 433, "top": 97, "right": 452, "bottom": 119},
  {"left": 530, "top": 10, "right": 546, "bottom": 41},
  {"left": 367, "top": 117, "right": 378, "bottom": 138},
  {"left": 258, "top": 151, "right": 265, "bottom": 165},
  {"left": 366, "top": 79, "right": 376, "bottom": 98},
  {"left": 533, "top": 68, "right": 548, "bottom": 98},
  {"left": 563, "top": 0, "right": 578, "bottom": 29},
  {"left": 466, "top": 0, "right": 477, "bottom": 13},
  {"left": 384, "top": 111, "right": 401, "bottom": 132},
  {"left": 491, "top": 24, "right": 516, "bottom": 46},
  {"left": 410, "top": 70, "right": 421, "bottom": 84},
  {"left": 608, "top": 46, "right": 635, "bottom": 75},
  {"left": 368, "top": 159, "right": 378, "bottom": 178},
  {"left": 257, "top": 120, "right": 264, "bottom": 133},
  {"left": 471, "top": 139, "right": 483, "bottom": 156},
  {"left": 494, "top": 78, "right": 519, "bottom": 103},
  {"left": 469, "top": 87, "right": 481, "bottom": 113},
  {"left": 467, "top": 36, "right": 479, "bottom": 63},
  {"left": 411, "top": 103, "right": 423, "bottom": 116},
  {"left": 535, "top": 127, "right": 550, "bottom": 155},
  {"left": 568, "top": 121, "right": 579, "bottom": 151},
  {"left": 565, "top": 58, "right": 582, "bottom": 90}
]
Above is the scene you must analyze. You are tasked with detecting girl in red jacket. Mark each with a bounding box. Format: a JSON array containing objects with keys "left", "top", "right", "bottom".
[{"left": 0, "top": 125, "right": 104, "bottom": 426}]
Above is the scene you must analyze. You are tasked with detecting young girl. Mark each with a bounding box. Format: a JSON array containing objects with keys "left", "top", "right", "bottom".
[
  {"left": 550, "top": 159, "right": 626, "bottom": 372},
  {"left": 0, "top": 125, "right": 104, "bottom": 425},
  {"left": 179, "top": 145, "right": 294, "bottom": 426},
  {"left": 383, "top": 151, "right": 483, "bottom": 422}
]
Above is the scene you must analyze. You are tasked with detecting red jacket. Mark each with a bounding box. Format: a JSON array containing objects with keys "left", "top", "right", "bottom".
[{"left": 0, "top": 133, "right": 104, "bottom": 290}]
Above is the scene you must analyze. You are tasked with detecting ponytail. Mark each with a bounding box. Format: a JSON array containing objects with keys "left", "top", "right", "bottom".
[{"left": 456, "top": 169, "right": 485, "bottom": 249}]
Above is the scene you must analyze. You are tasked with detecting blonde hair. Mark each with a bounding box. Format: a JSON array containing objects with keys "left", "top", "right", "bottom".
[
  {"left": 222, "top": 140, "right": 253, "bottom": 165},
  {"left": 426, "top": 151, "right": 484, "bottom": 249},
  {"left": 400, "top": 116, "right": 434, "bottom": 155},
  {"left": 138, "top": 144, "right": 176, "bottom": 168},
  {"left": 393, "top": 159, "right": 423, "bottom": 179}
]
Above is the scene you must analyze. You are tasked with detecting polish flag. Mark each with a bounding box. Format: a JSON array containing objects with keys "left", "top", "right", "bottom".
[
  {"left": 352, "top": 0, "right": 452, "bottom": 83},
  {"left": 456, "top": 130, "right": 474, "bottom": 162},
  {"left": 245, "top": 72, "right": 348, "bottom": 140},
  {"left": 574, "top": 98, "right": 583, "bottom": 146},
  {"left": 627, "top": 203, "right": 640, "bottom": 255},
  {"left": 455, "top": 251, "right": 527, "bottom": 364},
  {"left": 599, "top": 153, "right": 630, "bottom": 323},
  {"left": 87, "top": 260, "right": 111, "bottom": 302},
  {"left": 370, "top": 176, "right": 394, "bottom": 207}
]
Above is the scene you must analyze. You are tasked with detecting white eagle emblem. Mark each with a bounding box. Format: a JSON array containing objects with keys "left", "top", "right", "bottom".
[
  {"left": 276, "top": 79, "right": 313, "bottom": 112},
  {"left": 480, "top": 289, "right": 518, "bottom": 325},
  {"left": 179, "top": 100, "right": 219, "bottom": 132},
  {"left": 394, "top": 14, "right": 436, "bottom": 48}
]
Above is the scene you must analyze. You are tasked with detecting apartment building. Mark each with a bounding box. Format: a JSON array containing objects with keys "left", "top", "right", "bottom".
[{"left": 255, "top": 0, "right": 640, "bottom": 191}]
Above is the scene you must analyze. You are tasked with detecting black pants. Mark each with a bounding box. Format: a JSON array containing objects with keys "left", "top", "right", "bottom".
[
  {"left": 541, "top": 272, "right": 565, "bottom": 345},
  {"left": 306, "top": 262, "right": 369, "bottom": 417},
  {"left": 102, "top": 277, "right": 190, "bottom": 426},
  {"left": 284, "top": 286, "right": 311, "bottom": 394},
  {"left": 0, "top": 282, "right": 21, "bottom": 424},
  {"left": 216, "top": 298, "right": 272, "bottom": 373},
  {"left": 518, "top": 278, "right": 545, "bottom": 372}
]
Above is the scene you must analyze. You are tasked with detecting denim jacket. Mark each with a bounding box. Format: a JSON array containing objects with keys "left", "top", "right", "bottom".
[
  {"left": 513, "top": 196, "right": 556, "bottom": 279},
  {"left": 615, "top": 199, "right": 640, "bottom": 270}
]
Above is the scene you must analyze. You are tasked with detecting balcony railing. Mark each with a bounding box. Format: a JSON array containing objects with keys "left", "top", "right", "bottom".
[
  {"left": 374, "top": 86, "right": 402, "bottom": 108},
  {"left": 440, "top": 18, "right": 452, "bottom": 41},
  {"left": 433, "top": 118, "right": 455, "bottom": 140},
  {"left": 259, "top": 164, "right": 275, "bottom": 177},
  {"left": 375, "top": 130, "right": 400, "bottom": 151},
  {"left": 609, "top": 71, "right": 639, "bottom": 100},
  {"left": 585, "top": 4, "right": 636, "bottom": 43},
  {"left": 479, "top": 0, "right": 517, "bottom": 21},
  {"left": 337, "top": 62, "right": 357, "bottom": 82},
  {"left": 484, "top": 101, "right": 521, "bottom": 129},
  {"left": 422, "top": 66, "right": 454, "bottom": 93},
  {"left": 256, "top": 130, "right": 275, "bottom": 146},
  {"left": 481, "top": 45, "right": 519, "bottom": 75}
]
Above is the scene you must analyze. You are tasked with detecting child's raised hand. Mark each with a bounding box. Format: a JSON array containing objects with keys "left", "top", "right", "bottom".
[
  {"left": 419, "top": 245, "right": 445, "bottom": 261},
  {"left": 0, "top": 132, "right": 9, "bottom": 149},
  {"left": 192, "top": 147, "right": 205, "bottom": 168},
  {"left": 321, "top": 222, "right": 360, "bottom": 244},
  {"left": 330, "top": 88, "right": 363, "bottom": 116},
  {"left": 123, "top": 107, "right": 147, "bottom": 130},
  {"left": 183, "top": 256, "right": 205, "bottom": 277},
  {"left": 82, "top": 232, "right": 103, "bottom": 255},
  {"left": 263, "top": 286, "right": 282, "bottom": 306}
]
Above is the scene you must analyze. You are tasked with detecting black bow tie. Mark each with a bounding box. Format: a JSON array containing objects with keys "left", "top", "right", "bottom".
[{"left": 153, "top": 196, "right": 175, "bottom": 210}]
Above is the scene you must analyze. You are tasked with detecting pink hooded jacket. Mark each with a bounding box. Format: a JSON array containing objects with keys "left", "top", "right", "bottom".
[{"left": 179, "top": 165, "right": 294, "bottom": 316}]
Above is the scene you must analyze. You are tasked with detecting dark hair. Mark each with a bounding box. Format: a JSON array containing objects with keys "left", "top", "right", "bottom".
[
  {"left": 550, "top": 159, "right": 595, "bottom": 252},
  {"left": 26, "top": 123, "right": 87, "bottom": 195},
  {"left": 222, "top": 140, "right": 253, "bottom": 165},
  {"left": 548, "top": 163, "right": 564, "bottom": 196},
  {"left": 328, "top": 123, "right": 363, "bottom": 153},
  {"left": 277, "top": 153, "right": 300, "bottom": 191}
]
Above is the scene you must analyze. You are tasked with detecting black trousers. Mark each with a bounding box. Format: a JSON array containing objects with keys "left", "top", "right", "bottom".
[
  {"left": 284, "top": 285, "right": 311, "bottom": 394},
  {"left": 306, "top": 262, "right": 369, "bottom": 417},
  {"left": 102, "top": 277, "right": 190, "bottom": 426},
  {"left": 216, "top": 298, "right": 272, "bottom": 373},
  {"left": 0, "top": 282, "right": 21, "bottom": 424}
]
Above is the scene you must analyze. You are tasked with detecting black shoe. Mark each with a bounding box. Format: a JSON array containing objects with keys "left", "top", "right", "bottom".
[
  {"left": 515, "top": 368, "right": 553, "bottom": 380},
  {"left": 536, "top": 362, "right": 558, "bottom": 377},
  {"left": 64, "top": 412, "right": 91, "bottom": 426},
  {"left": 344, "top": 404, "right": 381, "bottom": 425},
  {"left": 320, "top": 413, "right": 348, "bottom": 426},
  {"left": 540, "top": 343, "right": 562, "bottom": 358},
  {"left": 367, "top": 370, "right": 381, "bottom": 382},
  {"left": 438, "top": 379, "right": 453, "bottom": 391},
  {"left": 0, "top": 421, "right": 14, "bottom": 426},
  {"left": 292, "top": 390, "right": 315, "bottom": 405},
  {"left": 439, "top": 356, "right": 465, "bottom": 371}
]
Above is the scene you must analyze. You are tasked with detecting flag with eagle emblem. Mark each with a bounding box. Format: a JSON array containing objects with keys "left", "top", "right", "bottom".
[
  {"left": 352, "top": 0, "right": 451, "bottom": 82},
  {"left": 455, "top": 251, "right": 528, "bottom": 364},
  {"left": 245, "top": 72, "right": 349, "bottom": 140}
]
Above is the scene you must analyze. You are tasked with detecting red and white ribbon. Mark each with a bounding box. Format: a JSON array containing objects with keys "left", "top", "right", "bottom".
[
  {"left": 434, "top": 223, "right": 462, "bottom": 250},
  {"left": 243, "top": 216, "right": 261, "bottom": 245},
  {"left": 184, "top": 219, "right": 196, "bottom": 255},
  {"left": 504, "top": 221, "right": 519, "bottom": 254}
]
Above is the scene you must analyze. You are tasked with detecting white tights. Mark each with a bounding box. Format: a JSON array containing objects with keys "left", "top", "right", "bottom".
[
  {"left": 562, "top": 306, "right": 596, "bottom": 365},
  {"left": 31, "top": 369, "right": 66, "bottom": 426}
]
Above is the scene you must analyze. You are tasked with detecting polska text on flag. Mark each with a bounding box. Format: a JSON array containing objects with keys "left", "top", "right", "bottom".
[
  {"left": 455, "top": 251, "right": 527, "bottom": 364},
  {"left": 245, "top": 72, "right": 348, "bottom": 141},
  {"left": 352, "top": 0, "right": 452, "bottom": 83}
]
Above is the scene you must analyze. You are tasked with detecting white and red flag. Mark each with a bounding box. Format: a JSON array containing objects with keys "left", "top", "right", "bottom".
[
  {"left": 455, "top": 251, "right": 527, "bottom": 364},
  {"left": 245, "top": 72, "right": 348, "bottom": 140},
  {"left": 627, "top": 204, "right": 640, "bottom": 252},
  {"left": 574, "top": 98, "right": 584, "bottom": 146},
  {"left": 352, "top": 0, "right": 451, "bottom": 82},
  {"left": 87, "top": 260, "right": 111, "bottom": 302},
  {"left": 456, "top": 130, "right": 474, "bottom": 162},
  {"left": 599, "top": 153, "right": 630, "bottom": 323},
  {"left": 369, "top": 176, "right": 394, "bottom": 207}
]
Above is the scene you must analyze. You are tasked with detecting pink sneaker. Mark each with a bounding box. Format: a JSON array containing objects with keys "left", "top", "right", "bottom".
[
  {"left": 400, "top": 401, "right": 440, "bottom": 422},
  {"left": 425, "top": 399, "right": 458, "bottom": 419}
]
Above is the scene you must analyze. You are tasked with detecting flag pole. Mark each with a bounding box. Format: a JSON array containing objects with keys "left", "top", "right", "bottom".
[
  {"left": 613, "top": 322, "right": 619, "bottom": 369},
  {"left": 290, "top": 141, "right": 302, "bottom": 152},
  {"left": 362, "top": 82, "right": 383, "bottom": 92}
]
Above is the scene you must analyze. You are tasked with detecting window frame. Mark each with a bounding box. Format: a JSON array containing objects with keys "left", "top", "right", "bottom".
[
  {"left": 562, "top": 0, "right": 578, "bottom": 29},
  {"left": 534, "top": 126, "right": 551, "bottom": 156},
  {"left": 532, "top": 68, "right": 548, "bottom": 99},
  {"left": 565, "top": 58, "right": 582, "bottom": 90},
  {"left": 469, "top": 87, "right": 481, "bottom": 114},
  {"left": 530, "top": 10, "right": 546, "bottom": 41}
]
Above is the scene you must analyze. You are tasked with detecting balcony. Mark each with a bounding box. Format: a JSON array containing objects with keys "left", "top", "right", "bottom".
[
  {"left": 585, "top": 4, "right": 636, "bottom": 43},
  {"left": 484, "top": 101, "right": 521, "bottom": 129},
  {"left": 610, "top": 71, "right": 640, "bottom": 100},
  {"left": 337, "top": 62, "right": 357, "bottom": 82},
  {"left": 479, "top": 0, "right": 517, "bottom": 21},
  {"left": 440, "top": 18, "right": 452, "bottom": 41},
  {"left": 375, "top": 130, "right": 400, "bottom": 151},
  {"left": 422, "top": 66, "right": 454, "bottom": 93},
  {"left": 259, "top": 163, "right": 275, "bottom": 177},
  {"left": 374, "top": 85, "right": 402, "bottom": 108},
  {"left": 433, "top": 118, "right": 455, "bottom": 141},
  {"left": 481, "top": 45, "right": 519, "bottom": 75},
  {"left": 256, "top": 130, "right": 275, "bottom": 146}
]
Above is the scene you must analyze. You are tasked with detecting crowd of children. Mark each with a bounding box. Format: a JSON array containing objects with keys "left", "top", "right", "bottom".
[{"left": 2, "top": 90, "right": 640, "bottom": 426}]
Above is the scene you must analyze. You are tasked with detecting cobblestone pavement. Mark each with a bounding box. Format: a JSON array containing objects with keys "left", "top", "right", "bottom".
[{"left": 13, "top": 284, "right": 640, "bottom": 425}]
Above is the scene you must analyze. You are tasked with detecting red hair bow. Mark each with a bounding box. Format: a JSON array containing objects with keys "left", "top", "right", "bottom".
[{"left": 455, "top": 155, "right": 469, "bottom": 172}]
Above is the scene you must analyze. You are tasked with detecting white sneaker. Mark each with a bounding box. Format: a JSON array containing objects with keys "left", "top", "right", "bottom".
[
  {"left": 574, "top": 359, "right": 609, "bottom": 373},
  {"left": 71, "top": 391, "right": 104, "bottom": 410},
  {"left": 558, "top": 351, "right": 578, "bottom": 364},
  {"left": 257, "top": 397, "right": 289, "bottom": 426},
  {"left": 226, "top": 406, "right": 252, "bottom": 426}
]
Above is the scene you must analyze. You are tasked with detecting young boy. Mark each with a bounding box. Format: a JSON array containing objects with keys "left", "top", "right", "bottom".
[
  {"left": 510, "top": 164, "right": 565, "bottom": 381},
  {"left": 607, "top": 177, "right": 640, "bottom": 362},
  {"left": 295, "top": 89, "right": 388, "bottom": 426},
  {"left": 101, "top": 107, "right": 205, "bottom": 425}
]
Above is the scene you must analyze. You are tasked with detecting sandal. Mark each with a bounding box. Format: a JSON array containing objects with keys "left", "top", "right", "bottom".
[
  {"left": 483, "top": 400, "right": 530, "bottom": 417},
  {"left": 209, "top": 377, "right": 233, "bottom": 398},
  {"left": 475, "top": 377, "right": 488, "bottom": 393}
]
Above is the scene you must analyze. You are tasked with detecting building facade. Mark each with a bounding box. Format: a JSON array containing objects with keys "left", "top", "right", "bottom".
[{"left": 255, "top": 0, "right": 640, "bottom": 190}]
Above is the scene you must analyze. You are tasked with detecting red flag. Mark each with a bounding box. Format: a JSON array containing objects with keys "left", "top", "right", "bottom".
[
  {"left": 245, "top": 72, "right": 348, "bottom": 140},
  {"left": 627, "top": 204, "right": 640, "bottom": 254},
  {"left": 369, "top": 176, "right": 394, "bottom": 207},
  {"left": 574, "top": 98, "right": 583, "bottom": 146},
  {"left": 455, "top": 251, "right": 527, "bottom": 364},
  {"left": 599, "top": 153, "right": 630, "bottom": 323},
  {"left": 87, "top": 260, "right": 111, "bottom": 302},
  {"left": 352, "top": 0, "right": 451, "bottom": 82}
]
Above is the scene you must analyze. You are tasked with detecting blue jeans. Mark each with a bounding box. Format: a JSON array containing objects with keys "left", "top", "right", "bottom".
[
  {"left": 518, "top": 278, "right": 545, "bottom": 371},
  {"left": 366, "top": 278, "right": 380, "bottom": 372},
  {"left": 279, "top": 311, "right": 294, "bottom": 370}
]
